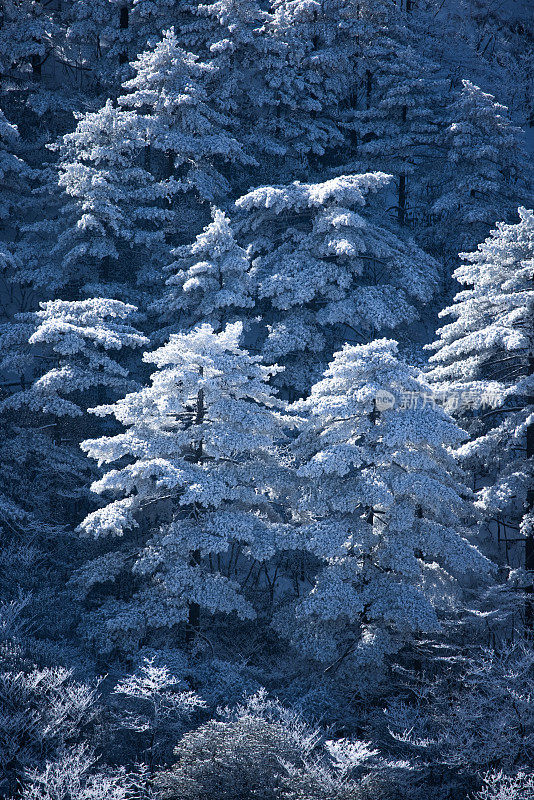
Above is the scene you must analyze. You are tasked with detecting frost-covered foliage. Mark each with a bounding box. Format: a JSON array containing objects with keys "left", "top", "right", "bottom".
[
  {"left": 111, "top": 657, "right": 205, "bottom": 768},
  {"left": 19, "top": 745, "right": 149, "bottom": 800},
  {"left": 0, "top": 107, "right": 31, "bottom": 228},
  {"left": 0, "top": 0, "right": 53, "bottom": 78},
  {"left": 154, "top": 207, "right": 253, "bottom": 334},
  {"left": 475, "top": 770, "right": 534, "bottom": 800},
  {"left": 2, "top": 298, "right": 147, "bottom": 418},
  {"left": 178, "top": 0, "right": 265, "bottom": 172},
  {"left": 248, "top": 0, "right": 349, "bottom": 179},
  {"left": 0, "top": 594, "right": 100, "bottom": 798},
  {"left": 236, "top": 172, "right": 439, "bottom": 394},
  {"left": 432, "top": 81, "right": 532, "bottom": 257},
  {"left": 18, "top": 101, "right": 174, "bottom": 294},
  {"left": 118, "top": 28, "right": 253, "bottom": 211},
  {"left": 77, "top": 323, "right": 289, "bottom": 649},
  {"left": 276, "top": 339, "right": 490, "bottom": 671},
  {"left": 1, "top": 0, "right": 533, "bottom": 795},
  {"left": 155, "top": 690, "right": 390, "bottom": 800},
  {"left": 351, "top": 20, "right": 447, "bottom": 228},
  {"left": 386, "top": 645, "right": 534, "bottom": 795},
  {"left": 0, "top": 298, "right": 146, "bottom": 562},
  {"left": 427, "top": 209, "right": 534, "bottom": 548},
  {"left": 62, "top": 0, "right": 135, "bottom": 92}
]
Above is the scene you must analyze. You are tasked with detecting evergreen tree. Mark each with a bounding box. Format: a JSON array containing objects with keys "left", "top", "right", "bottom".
[
  {"left": 153, "top": 207, "right": 253, "bottom": 336},
  {"left": 0, "top": 107, "right": 31, "bottom": 230},
  {"left": 111, "top": 657, "right": 205, "bottom": 770},
  {"left": 276, "top": 339, "right": 489, "bottom": 671},
  {"left": 177, "top": 0, "right": 265, "bottom": 186},
  {"left": 2, "top": 298, "right": 148, "bottom": 419},
  {"left": 118, "top": 28, "right": 253, "bottom": 229},
  {"left": 18, "top": 100, "right": 174, "bottom": 297},
  {"left": 432, "top": 81, "right": 533, "bottom": 258},
  {"left": 77, "top": 323, "right": 289, "bottom": 652},
  {"left": 426, "top": 208, "right": 534, "bottom": 620},
  {"left": 0, "top": 0, "right": 53, "bottom": 81},
  {"left": 0, "top": 106, "right": 31, "bottom": 281},
  {"left": 352, "top": 21, "right": 447, "bottom": 229},
  {"left": 249, "top": 0, "right": 350, "bottom": 180},
  {"left": 63, "top": 0, "right": 134, "bottom": 92},
  {"left": 235, "top": 172, "right": 439, "bottom": 396},
  {"left": 0, "top": 298, "right": 147, "bottom": 542}
]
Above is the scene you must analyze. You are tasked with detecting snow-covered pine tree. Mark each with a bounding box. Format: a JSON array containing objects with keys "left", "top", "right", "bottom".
[
  {"left": 111, "top": 657, "right": 205, "bottom": 770},
  {"left": 0, "top": 305, "right": 89, "bottom": 530},
  {"left": 64, "top": 0, "right": 192, "bottom": 93},
  {"left": 0, "top": 106, "right": 31, "bottom": 281},
  {"left": 0, "top": 299, "right": 148, "bottom": 651},
  {"left": 235, "top": 172, "right": 439, "bottom": 396},
  {"left": 176, "top": 0, "right": 265, "bottom": 187},
  {"left": 275, "top": 339, "right": 489, "bottom": 672},
  {"left": 2, "top": 298, "right": 148, "bottom": 421},
  {"left": 63, "top": 0, "right": 134, "bottom": 92},
  {"left": 129, "top": 0, "right": 184, "bottom": 54},
  {"left": 77, "top": 323, "right": 289, "bottom": 652},
  {"left": 118, "top": 28, "right": 253, "bottom": 231},
  {"left": 351, "top": 19, "right": 447, "bottom": 229},
  {"left": 0, "top": 0, "right": 53, "bottom": 81},
  {"left": 153, "top": 207, "right": 253, "bottom": 336},
  {"left": 432, "top": 81, "right": 533, "bottom": 259},
  {"left": 426, "top": 208, "right": 534, "bottom": 621},
  {"left": 17, "top": 100, "right": 174, "bottom": 297},
  {"left": 249, "top": 0, "right": 349, "bottom": 180},
  {"left": 0, "top": 107, "right": 31, "bottom": 230}
]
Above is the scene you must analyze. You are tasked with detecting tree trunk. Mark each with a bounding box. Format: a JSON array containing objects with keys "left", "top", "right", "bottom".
[
  {"left": 31, "top": 53, "right": 42, "bottom": 79},
  {"left": 30, "top": 0, "right": 42, "bottom": 79},
  {"left": 398, "top": 173, "right": 407, "bottom": 226},
  {"left": 525, "top": 353, "right": 534, "bottom": 631},
  {"left": 119, "top": 5, "right": 129, "bottom": 65},
  {"left": 397, "top": 104, "right": 408, "bottom": 226},
  {"left": 185, "top": 369, "right": 204, "bottom": 643},
  {"left": 366, "top": 399, "right": 380, "bottom": 524},
  {"left": 99, "top": 253, "right": 112, "bottom": 283},
  {"left": 366, "top": 70, "right": 372, "bottom": 109},
  {"left": 164, "top": 151, "right": 174, "bottom": 210}
]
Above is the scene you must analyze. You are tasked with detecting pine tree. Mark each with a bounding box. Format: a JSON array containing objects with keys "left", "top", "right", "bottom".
[
  {"left": 352, "top": 20, "right": 447, "bottom": 229},
  {"left": 77, "top": 323, "right": 289, "bottom": 652},
  {"left": 18, "top": 100, "right": 174, "bottom": 297},
  {"left": 0, "top": 0, "right": 53, "bottom": 81},
  {"left": 426, "top": 208, "right": 534, "bottom": 623},
  {"left": 153, "top": 207, "right": 253, "bottom": 336},
  {"left": 0, "top": 106, "right": 31, "bottom": 279},
  {"left": 177, "top": 0, "right": 265, "bottom": 187},
  {"left": 118, "top": 28, "right": 253, "bottom": 227},
  {"left": 432, "top": 81, "right": 533, "bottom": 258},
  {"left": 276, "top": 339, "right": 489, "bottom": 671},
  {"left": 0, "top": 297, "right": 147, "bottom": 541},
  {"left": 235, "top": 172, "right": 439, "bottom": 396},
  {"left": 63, "top": 0, "right": 134, "bottom": 92},
  {"left": 111, "top": 657, "right": 205, "bottom": 770},
  {"left": 0, "top": 107, "right": 31, "bottom": 229},
  {"left": 248, "top": 0, "right": 350, "bottom": 180},
  {"left": 129, "top": 0, "right": 182, "bottom": 52},
  {"left": 2, "top": 298, "right": 148, "bottom": 419}
]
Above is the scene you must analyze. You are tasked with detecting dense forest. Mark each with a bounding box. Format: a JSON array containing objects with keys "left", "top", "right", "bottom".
[{"left": 0, "top": 1, "right": 533, "bottom": 798}]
